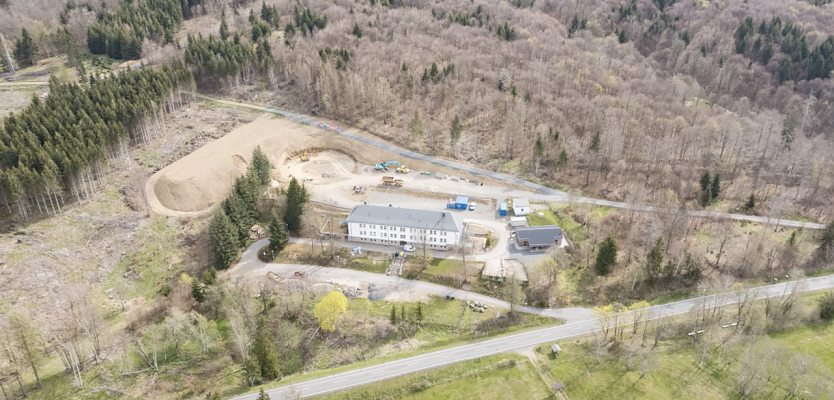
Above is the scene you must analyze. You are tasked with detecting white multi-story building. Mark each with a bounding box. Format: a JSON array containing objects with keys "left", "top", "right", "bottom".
[{"left": 345, "top": 205, "right": 465, "bottom": 250}]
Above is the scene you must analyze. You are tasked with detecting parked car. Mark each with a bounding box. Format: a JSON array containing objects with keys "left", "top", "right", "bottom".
[
  {"left": 403, "top": 245, "right": 415, "bottom": 252},
  {"left": 469, "top": 202, "right": 476, "bottom": 211}
]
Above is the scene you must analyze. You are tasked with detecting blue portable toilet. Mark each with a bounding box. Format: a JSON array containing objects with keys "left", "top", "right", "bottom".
[
  {"left": 500, "top": 202, "right": 507, "bottom": 216},
  {"left": 455, "top": 196, "right": 469, "bottom": 210}
]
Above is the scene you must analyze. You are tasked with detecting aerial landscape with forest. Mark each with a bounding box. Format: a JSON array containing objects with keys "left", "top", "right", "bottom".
[{"left": 3, "top": 0, "right": 834, "bottom": 398}]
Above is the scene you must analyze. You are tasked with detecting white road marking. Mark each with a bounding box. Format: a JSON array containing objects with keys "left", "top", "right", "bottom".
[
  {"left": 407, "top": 362, "right": 419, "bottom": 366},
  {"left": 370, "top": 370, "right": 383, "bottom": 375},
  {"left": 334, "top": 379, "right": 347, "bottom": 383},
  {"left": 508, "top": 340, "right": 518, "bottom": 344},
  {"left": 442, "top": 354, "right": 454, "bottom": 359},
  {"left": 540, "top": 333, "right": 551, "bottom": 337}
]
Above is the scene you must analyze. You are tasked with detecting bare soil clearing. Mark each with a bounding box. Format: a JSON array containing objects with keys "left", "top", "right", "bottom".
[
  {"left": 0, "top": 101, "right": 257, "bottom": 327},
  {"left": 145, "top": 108, "right": 535, "bottom": 216}
]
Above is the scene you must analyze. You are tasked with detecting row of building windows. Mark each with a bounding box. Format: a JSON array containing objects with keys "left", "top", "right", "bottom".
[
  {"left": 355, "top": 224, "right": 447, "bottom": 236},
  {"left": 356, "top": 231, "right": 450, "bottom": 242}
]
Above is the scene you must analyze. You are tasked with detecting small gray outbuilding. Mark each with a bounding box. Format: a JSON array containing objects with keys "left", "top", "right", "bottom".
[{"left": 514, "top": 225, "right": 563, "bottom": 251}]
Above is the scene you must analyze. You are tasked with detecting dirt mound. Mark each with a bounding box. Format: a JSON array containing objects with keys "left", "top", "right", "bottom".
[
  {"left": 146, "top": 110, "right": 525, "bottom": 216},
  {"left": 146, "top": 114, "right": 294, "bottom": 215}
]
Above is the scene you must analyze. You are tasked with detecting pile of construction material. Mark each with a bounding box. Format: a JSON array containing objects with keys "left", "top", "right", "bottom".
[{"left": 339, "top": 286, "right": 362, "bottom": 299}]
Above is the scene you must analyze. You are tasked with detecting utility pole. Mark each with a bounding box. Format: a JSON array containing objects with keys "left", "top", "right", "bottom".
[{"left": 0, "top": 33, "right": 14, "bottom": 74}]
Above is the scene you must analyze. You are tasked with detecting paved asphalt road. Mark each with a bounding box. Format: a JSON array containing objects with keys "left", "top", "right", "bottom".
[
  {"left": 230, "top": 274, "right": 834, "bottom": 400},
  {"left": 197, "top": 94, "right": 826, "bottom": 231}
]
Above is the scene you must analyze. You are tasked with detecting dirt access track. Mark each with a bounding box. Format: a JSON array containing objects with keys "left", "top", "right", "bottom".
[{"left": 145, "top": 108, "right": 546, "bottom": 217}]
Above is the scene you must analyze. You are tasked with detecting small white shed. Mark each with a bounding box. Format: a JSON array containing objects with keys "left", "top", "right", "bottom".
[
  {"left": 551, "top": 344, "right": 562, "bottom": 356},
  {"left": 510, "top": 217, "right": 528, "bottom": 227},
  {"left": 513, "top": 198, "right": 530, "bottom": 216}
]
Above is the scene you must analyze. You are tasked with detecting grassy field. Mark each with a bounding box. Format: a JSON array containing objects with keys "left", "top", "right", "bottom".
[
  {"left": 310, "top": 320, "right": 834, "bottom": 400},
  {"left": 110, "top": 215, "right": 181, "bottom": 299},
  {"left": 526, "top": 206, "right": 587, "bottom": 242},
  {"left": 402, "top": 258, "right": 485, "bottom": 287},
  {"left": 312, "top": 354, "right": 552, "bottom": 400},
  {"left": 533, "top": 322, "right": 834, "bottom": 400},
  {"left": 228, "top": 297, "right": 561, "bottom": 399}
]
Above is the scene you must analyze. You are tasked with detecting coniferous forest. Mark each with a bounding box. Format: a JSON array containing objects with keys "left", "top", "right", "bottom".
[
  {"left": 85, "top": 0, "right": 189, "bottom": 60},
  {"left": 0, "top": 63, "right": 194, "bottom": 220}
]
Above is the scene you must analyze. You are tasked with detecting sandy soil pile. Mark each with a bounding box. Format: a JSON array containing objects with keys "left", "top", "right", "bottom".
[{"left": 146, "top": 113, "right": 517, "bottom": 216}]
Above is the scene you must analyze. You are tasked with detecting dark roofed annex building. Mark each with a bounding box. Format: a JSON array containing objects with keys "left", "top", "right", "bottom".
[{"left": 514, "top": 225, "right": 563, "bottom": 251}]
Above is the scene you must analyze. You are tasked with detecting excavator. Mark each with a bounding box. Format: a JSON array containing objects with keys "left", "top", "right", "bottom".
[
  {"left": 300, "top": 148, "right": 310, "bottom": 162},
  {"left": 374, "top": 160, "right": 400, "bottom": 171}
]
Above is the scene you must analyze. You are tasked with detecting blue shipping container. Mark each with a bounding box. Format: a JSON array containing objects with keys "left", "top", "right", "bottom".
[
  {"left": 455, "top": 196, "right": 469, "bottom": 210},
  {"left": 499, "top": 202, "right": 507, "bottom": 216}
]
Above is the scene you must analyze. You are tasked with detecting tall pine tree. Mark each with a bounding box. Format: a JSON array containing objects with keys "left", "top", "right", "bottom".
[
  {"left": 251, "top": 146, "right": 272, "bottom": 186},
  {"left": 252, "top": 315, "right": 281, "bottom": 380},
  {"left": 256, "top": 388, "right": 271, "bottom": 400},
  {"left": 595, "top": 234, "right": 618, "bottom": 276},
  {"left": 284, "top": 177, "right": 308, "bottom": 232},
  {"left": 209, "top": 209, "right": 240, "bottom": 269},
  {"left": 13, "top": 28, "right": 38, "bottom": 67},
  {"left": 710, "top": 173, "right": 721, "bottom": 202},
  {"left": 267, "top": 212, "right": 289, "bottom": 256},
  {"left": 700, "top": 171, "right": 712, "bottom": 206},
  {"left": 645, "top": 237, "right": 664, "bottom": 285}
]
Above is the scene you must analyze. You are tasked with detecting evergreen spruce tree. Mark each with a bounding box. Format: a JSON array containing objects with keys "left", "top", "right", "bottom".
[
  {"left": 251, "top": 146, "right": 272, "bottom": 186},
  {"left": 700, "top": 171, "right": 712, "bottom": 206},
  {"left": 352, "top": 23, "right": 363, "bottom": 38},
  {"left": 13, "top": 28, "right": 39, "bottom": 67},
  {"left": 710, "top": 173, "right": 721, "bottom": 202},
  {"left": 788, "top": 231, "right": 798, "bottom": 247},
  {"left": 253, "top": 315, "right": 281, "bottom": 380},
  {"left": 618, "top": 29, "right": 627, "bottom": 43},
  {"left": 261, "top": 3, "right": 280, "bottom": 29},
  {"left": 762, "top": 40, "right": 774, "bottom": 64},
  {"left": 234, "top": 172, "right": 260, "bottom": 222},
  {"left": 267, "top": 212, "right": 289, "bottom": 256},
  {"left": 256, "top": 388, "right": 271, "bottom": 400},
  {"left": 209, "top": 209, "right": 240, "bottom": 269},
  {"left": 645, "top": 237, "right": 664, "bottom": 285},
  {"left": 778, "top": 57, "right": 793, "bottom": 83},
  {"left": 595, "top": 234, "right": 618, "bottom": 276},
  {"left": 416, "top": 302, "right": 423, "bottom": 321},
  {"left": 390, "top": 306, "right": 397, "bottom": 324},
  {"left": 203, "top": 267, "right": 217, "bottom": 285},
  {"left": 819, "top": 221, "right": 834, "bottom": 262},
  {"left": 223, "top": 193, "right": 253, "bottom": 245},
  {"left": 450, "top": 115, "right": 463, "bottom": 145},
  {"left": 191, "top": 279, "right": 205, "bottom": 302},
  {"left": 409, "top": 110, "right": 423, "bottom": 139},
  {"left": 557, "top": 148, "right": 568, "bottom": 169},
  {"left": 781, "top": 111, "right": 798, "bottom": 150},
  {"left": 745, "top": 194, "right": 756, "bottom": 211},
  {"left": 220, "top": 11, "right": 230, "bottom": 40},
  {"left": 284, "top": 177, "right": 308, "bottom": 232}
]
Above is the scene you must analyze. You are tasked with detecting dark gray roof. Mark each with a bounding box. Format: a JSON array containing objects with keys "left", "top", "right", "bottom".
[
  {"left": 346, "top": 205, "right": 464, "bottom": 232},
  {"left": 515, "top": 225, "right": 563, "bottom": 246}
]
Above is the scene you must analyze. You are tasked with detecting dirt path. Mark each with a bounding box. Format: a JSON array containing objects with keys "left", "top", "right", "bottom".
[
  {"left": 234, "top": 238, "right": 595, "bottom": 322},
  {"left": 147, "top": 94, "right": 826, "bottom": 231}
]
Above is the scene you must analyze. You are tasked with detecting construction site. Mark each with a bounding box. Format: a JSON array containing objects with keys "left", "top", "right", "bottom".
[{"left": 145, "top": 114, "right": 553, "bottom": 217}]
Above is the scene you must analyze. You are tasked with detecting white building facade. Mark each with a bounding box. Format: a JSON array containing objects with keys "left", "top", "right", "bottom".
[
  {"left": 345, "top": 205, "right": 465, "bottom": 250},
  {"left": 512, "top": 198, "right": 530, "bottom": 216}
]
